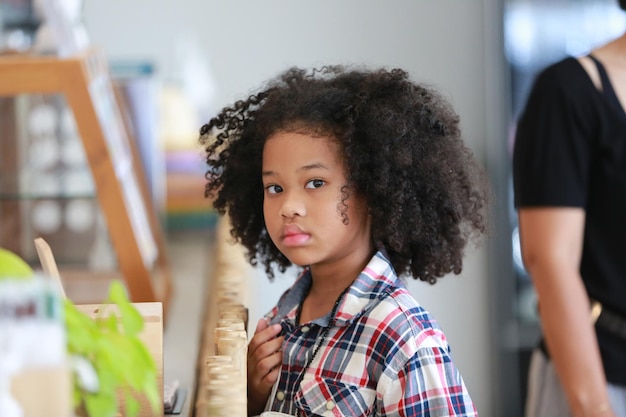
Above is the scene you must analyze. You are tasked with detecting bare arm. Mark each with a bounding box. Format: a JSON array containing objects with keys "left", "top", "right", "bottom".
[{"left": 518, "top": 207, "right": 615, "bottom": 417}]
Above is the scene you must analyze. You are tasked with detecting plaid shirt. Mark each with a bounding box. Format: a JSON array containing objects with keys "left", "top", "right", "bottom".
[{"left": 264, "top": 251, "right": 478, "bottom": 417}]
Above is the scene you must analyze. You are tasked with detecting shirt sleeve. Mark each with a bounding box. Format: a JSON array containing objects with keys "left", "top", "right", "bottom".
[
  {"left": 513, "top": 58, "right": 597, "bottom": 208},
  {"left": 378, "top": 346, "right": 478, "bottom": 417}
]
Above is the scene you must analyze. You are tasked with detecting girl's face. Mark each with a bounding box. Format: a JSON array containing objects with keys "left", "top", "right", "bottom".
[{"left": 262, "top": 131, "right": 372, "bottom": 271}]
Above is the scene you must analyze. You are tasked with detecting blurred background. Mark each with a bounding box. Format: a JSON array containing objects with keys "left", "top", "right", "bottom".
[{"left": 1, "top": 0, "right": 625, "bottom": 415}]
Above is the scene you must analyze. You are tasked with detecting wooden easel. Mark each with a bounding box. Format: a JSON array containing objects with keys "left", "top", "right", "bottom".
[{"left": 0, "top": 49, "right": 172, "bottom": 315}]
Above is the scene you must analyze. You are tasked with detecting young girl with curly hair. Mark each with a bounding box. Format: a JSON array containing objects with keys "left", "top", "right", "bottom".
[{"left": 200, "top": 65, "right": 488, "bottom": 417}]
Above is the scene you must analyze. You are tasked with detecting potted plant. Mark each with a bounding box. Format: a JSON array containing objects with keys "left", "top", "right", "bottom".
[{"left": 0, "top": 247, "right": 160, "bottom": 417}]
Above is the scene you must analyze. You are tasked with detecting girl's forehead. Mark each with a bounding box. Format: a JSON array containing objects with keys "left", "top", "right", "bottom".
[
  {"left": 262, "top": 131, "right": 343, "bottom": 167},
  {"left": 265, "top": 131, "right": 335, "bottom": 149}
]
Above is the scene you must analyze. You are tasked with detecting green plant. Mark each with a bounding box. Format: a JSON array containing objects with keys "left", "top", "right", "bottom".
[
  {"left": 0, "top": 247, "right": 159, "bottom": 417},
  {"left": 0, "top": 247, "right": 34, "bottom": 278},
  {"left": 64, "top": 281, "right": 160, "bottom": 417}
]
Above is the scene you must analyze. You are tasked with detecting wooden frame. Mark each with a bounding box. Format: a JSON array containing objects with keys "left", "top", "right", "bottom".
[{"left": 0, "top": 49, "right": 172, "bottom": 313}]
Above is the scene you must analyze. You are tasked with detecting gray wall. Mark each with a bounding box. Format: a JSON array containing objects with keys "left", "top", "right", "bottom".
[{"left": 83, "top": 2, "right": 510, "bottom": 416}]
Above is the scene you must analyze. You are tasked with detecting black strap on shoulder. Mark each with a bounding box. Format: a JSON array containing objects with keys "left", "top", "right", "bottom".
[
  {"left": 587, "top": 54, "right": 623, "bottom": 110},
  {"left": 588, "top": 54, "right": 611, "bottom": 91}
]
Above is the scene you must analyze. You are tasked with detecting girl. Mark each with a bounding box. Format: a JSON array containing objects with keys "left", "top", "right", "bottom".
[{"left": 200, "top": 66, "right": 487, "bottom": 417}]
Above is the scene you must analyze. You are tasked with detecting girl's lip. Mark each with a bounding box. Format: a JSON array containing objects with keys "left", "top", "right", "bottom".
[
  {"left": 282, "top": 232, "right": 310, "bottom": 247},
  {"left": 281, "top": 225, "right": 310, "bottom": 246},
  {"left": 281, "top": 224, "right": 306, "bottom": 238}
]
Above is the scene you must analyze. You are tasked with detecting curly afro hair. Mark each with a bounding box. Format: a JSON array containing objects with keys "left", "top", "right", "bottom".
[{"left": 200, "top": 66, "right": 488, "bottom": 284}]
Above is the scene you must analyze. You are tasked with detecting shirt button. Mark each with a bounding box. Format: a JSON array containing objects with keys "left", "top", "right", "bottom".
[
  {"left": 276, "top": 391, "right": 285, "bottom": 401},
  {"left": 325, "top": 400, "right": 335, "bottom": 410},
  {"left": 301, "top": 326, "right": 310, "bottom": 333}
]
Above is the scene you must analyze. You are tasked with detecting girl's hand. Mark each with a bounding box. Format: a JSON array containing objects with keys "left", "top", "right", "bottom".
[{"left": 247, "top": 318, "right": 284, "bottom": 416}]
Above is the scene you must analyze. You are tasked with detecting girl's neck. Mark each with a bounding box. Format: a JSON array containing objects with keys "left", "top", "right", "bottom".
[
  {"left": 308, "top": 244, "right": 375, "bottom": 298},
  {"left": 298, "top": 244, "right": 375, "bottom": 324}
]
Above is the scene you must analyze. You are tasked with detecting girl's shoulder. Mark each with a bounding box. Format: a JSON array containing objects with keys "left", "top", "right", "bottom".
[{"left": 368, "top": 286, "right": 449, "bottom": 350}]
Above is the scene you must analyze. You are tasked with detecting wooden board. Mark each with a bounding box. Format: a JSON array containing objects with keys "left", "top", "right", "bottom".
[{"left": 11, "top": 367, "right": 73, "bottom": 417}]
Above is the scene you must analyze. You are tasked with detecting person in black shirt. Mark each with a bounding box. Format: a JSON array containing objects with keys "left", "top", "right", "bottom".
[{"left": 513, "top": 2, "right": 626, "bottom": 416}]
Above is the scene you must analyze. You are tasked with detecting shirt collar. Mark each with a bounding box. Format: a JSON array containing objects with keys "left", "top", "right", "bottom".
[
  {"left": 335, "top": 250, "right": 404, "bottom": 326},
  {"left": 274, "top": 251, "right": 404, "bottom": 328}
]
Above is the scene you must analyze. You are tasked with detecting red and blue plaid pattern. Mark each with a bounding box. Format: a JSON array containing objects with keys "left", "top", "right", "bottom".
[{"left": 265, "top": 251, "right": 478, "bottom": 416}]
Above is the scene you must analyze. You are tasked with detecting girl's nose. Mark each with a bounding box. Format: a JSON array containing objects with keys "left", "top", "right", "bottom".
[{"left": 279, "top": 193, "right": 306, "bottom": 218}]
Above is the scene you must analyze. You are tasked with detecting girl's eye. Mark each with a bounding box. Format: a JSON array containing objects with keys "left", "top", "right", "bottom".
[
  {"left": 266, "top": 184, "right": 283, "bottom": 194},
  {"left": 305, "top": 179, "right": 325, "bottom": 189}
]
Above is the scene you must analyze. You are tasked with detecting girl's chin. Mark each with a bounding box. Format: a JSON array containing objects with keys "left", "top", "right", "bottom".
[{"left": 281, "top": 251, "right": 317, "bottom": 268}]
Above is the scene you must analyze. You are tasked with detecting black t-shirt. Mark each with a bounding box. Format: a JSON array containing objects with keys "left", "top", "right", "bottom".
[{"left": 513, "top": 56, "right": 626, "bottom": 385}]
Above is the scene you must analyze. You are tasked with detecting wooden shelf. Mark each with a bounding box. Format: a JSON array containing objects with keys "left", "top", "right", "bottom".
[{"left": 0, "top": 49, "right": 172, "bottom": 314}]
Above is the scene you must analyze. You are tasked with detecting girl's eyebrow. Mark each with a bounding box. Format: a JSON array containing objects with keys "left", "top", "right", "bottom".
[
  {"left": 262, "top": 162, "right": 329, "bottom": 178},
  {"left": 299, "top": 162, "right": 329, "bottom": 172}
]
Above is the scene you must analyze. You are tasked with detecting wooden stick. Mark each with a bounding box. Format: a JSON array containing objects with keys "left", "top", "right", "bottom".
[{"left": 34, "top": 237, "right": 67, "bottom": 298}]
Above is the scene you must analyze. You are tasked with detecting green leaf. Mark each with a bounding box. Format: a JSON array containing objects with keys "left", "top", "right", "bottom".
[
  {"left": 99, "top": 314, "right": 119, "bottom": 333},
  {"left": 94, "top": 361, "right": 117, "bottom": 396},
  {"left": 0, "top": 247, "right": 33, "bottom": 279},
  {"left": 64, "top": 280, "right": 158, "bottom": 417},
  {"left": 143, "top": 379, "right": 161, "bottom": 412},
  {"left": 72, "top": 387, "right": 82, "bottom": 408},
  {"left": 124, "top": 391, "right": 140, "bottom": 417},
  {"left": 107, "top": 281, "right": 143, "bottom": 336},
  {"left": 129, "top": 337, "right": 157, "bottom": 374},
  {"left": 84, "top": 390, "right": 117, "bottom": 417},
  {"left": 65, "top": 302, "right": 98, "bottom": 356}
]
